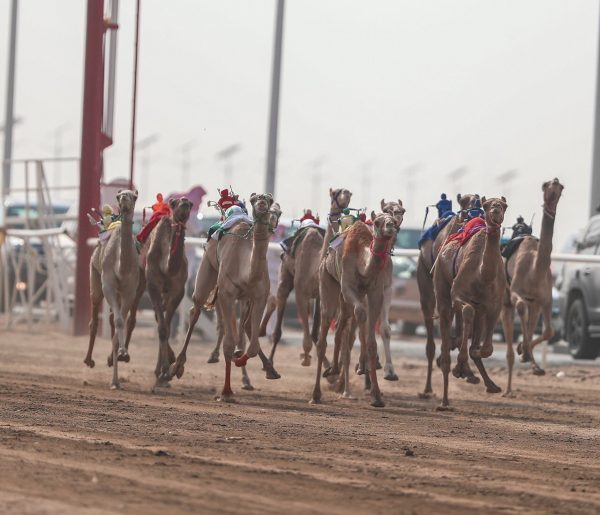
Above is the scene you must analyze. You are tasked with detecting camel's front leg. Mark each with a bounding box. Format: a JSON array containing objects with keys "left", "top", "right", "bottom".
[
  {"left": 436, "top": 305, "right": 453, "bottom": 410},
  {"left": 85, "top": 267, "right": 103, "bottom": 368},
  {"left": 366, "top": 289, "right": 385, "bottom": 407},
  {"left": 339, "top": 316, "right": 356, "bottom": 398},
  {"left": 380, "top": 285, "right": 398, "bottom": 381},
  {"left": 417, "top": 261, "right": 436, "bottom": 398},
  {"left": 146, "top": 275, "right": 170, "bottom": 386},
  {"left": 208, "top": 308, "right": 224, "bottom": 364},
  {"left": 164, "top": 288, "right": 186, "bottom": 368},
  {"left": 452, "top": 300, "right": 477, "bottom": 381},
  {"left": 325, "top": 299, "right": 351, "bottom": 378},
  {"left": 268, "top": 268, "right": 294, "bottom": 364},
  {"left": 296, "top": 286, "right": 314, "bottom": 367},
  {"left": 470, "top": 315, "right": 501, "bottom": 394},
  {"left": 524, "top": 304, "right": 545, "bottom": 375},
  {"left": 124, "top": 270, "right": 145, "bottom": 353},
  {"left": 218, "top": 294, "right": 238, "bottom": 402},
  {"left": 501, "top": 300, "right": 516, "bottom": 397}
]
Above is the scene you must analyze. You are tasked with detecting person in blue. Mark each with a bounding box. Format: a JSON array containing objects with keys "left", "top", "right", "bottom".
[
  {"left": 435, "top": 193, "right": 453, "bottom": 219},
  {"left": 465, "top": 197, "right": 484, "bottom": 220}
]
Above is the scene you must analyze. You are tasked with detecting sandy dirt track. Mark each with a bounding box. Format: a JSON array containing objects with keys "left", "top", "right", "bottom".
[{"left": 1, "top": 327, "right": 600, "bottom": 514}]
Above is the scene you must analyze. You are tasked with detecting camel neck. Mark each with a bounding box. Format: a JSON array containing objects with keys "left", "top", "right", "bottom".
[
  {"left": 366, "top": 235, "right": 392, "bottom": 275},
  {"left": 320, "top": 206, "right": 343, "bottom": 259},
  {"left": 534, "top": 207, "right": 555, "bottom": 274},
  {"left": 119, "top": 215, "right": 136, "bottom": 277},
  {"left": 249, "top": 216, "right": 271, "bottom": 283},
  {"left": 167, "top": 218, "right": 186, "bottom": 274},
  {"left": 480, "top": 224, "right": 501, "bottom": 282}
]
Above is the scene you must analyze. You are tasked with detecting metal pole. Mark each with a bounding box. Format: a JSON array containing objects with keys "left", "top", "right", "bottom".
[
  {"left": 590, "top": 5, "right": 600, "bottom": 216},
  {"left": 73, "top": 0, "right": 106, "bottom": 335},
  {"left": 2, "top": 0, "right": 18, "bottom": 194},
  {"left": 264, "top": 0, "right": 285, "bottom": 195},
  {"left": 129, "top": 0, "right": 141, "bottom": 190}
]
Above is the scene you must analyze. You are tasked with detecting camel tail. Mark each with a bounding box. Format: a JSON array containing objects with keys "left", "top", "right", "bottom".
[{"left": 311, "top": 296, "right": 321, "bottom": 344}]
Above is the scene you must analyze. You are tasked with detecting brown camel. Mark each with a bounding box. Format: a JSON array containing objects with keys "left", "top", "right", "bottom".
[
  {"left": 416, "top": 193, "right": 479, "bottom": 398},
  {"left": 169, "top": 195, "right": 281, "bottom": 399},
  {"left": 143, "top": 197, "right": 193, "bottom": 386},
  {"left": 502, "top": 179, "right": 564, "bottom": 395},
  {"left": 84, "top": 189, "right": 140, "bottom": 389},
  {"left": 433, "top": 196, "right": 507, "bottom": 409},
  {"left": 311, "top": 213, "right": 399, "bottom": 407},
  {"left": 263, "top": 187, "right": 352, "bottom": 366}
]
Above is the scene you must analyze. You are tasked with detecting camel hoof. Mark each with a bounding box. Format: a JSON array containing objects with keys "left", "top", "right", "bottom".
[
  {"left": 355, "top": 363, "right": 365, "bottom": 376},
  {"left": 436, "top": 404, "right": 454, "bottom": 412},
  {"left": 339, "top": 392, "right": 354, "bottom": 400},
  {"left": 517, "top": 343, "right": 523, "bottom": 355},
  {"left": 168, "top": 361, "right": 184, "bottom": 380},
  {"left": 370, "top": 397, "right": 385, "bottom": 408},
  {"left": 375, "top": 357, "right": 382, "bottom": 370},
  {"left": 486, "top": 383, "right": 502, "bottom": 394},
  {"left": 241, "top": 382, "right": 254, "bottom": 391},
  {"left": 300, "top": 353, "right": 311, "bottom": 367},
  {"left": 110, "top": 382, "right": 121, "bottom": 390},
  {"left": 520, "top": 353, "right": 532, "bottom": 364},
  {"left": 233, "top": 347, "right": 244, "bottom": 358},
  {"left": 466, "top": 375, "right": 481, "bottom": 385},
  {"left": 84, "top": 358, "right": 95, "bottom": 368},
  {"left": 207, "top": 351, "right": 220, "bottom": 364},
  {"left": 265, "top": 365, "right": 281, "bottom": 380},
  {"left": 234, "top": 353, "right": 249, "bottom": 368},
  {"left": 418, "top": 392, "right": 434, "bottom": 399},
  {"left": 435, "top": 356, "right": 442, "bottom": 368},
  {"left": 309, "top": 397, "right": 321, "bottom": 405},
  {"left": 107, "top": 354, "right": 113, "bottom": 367},
  {"left": 323, "top": 366, "right": 338, "bottom": 378},
  {"left": 502, "top": 390, "right": 515, "bottom": 398},
  {"left": 384, "top": 371, "right": 399, "bottom": 381},
  {"left": 217, "top": 394, "right": 236, "bottom": 403},
  {"left": 532, "top": 366, "right": 546, "bottom": 376}
]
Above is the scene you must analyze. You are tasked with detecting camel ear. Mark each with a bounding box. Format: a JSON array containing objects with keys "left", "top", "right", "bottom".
[
  {"left": 265, "top": 193, "right": 273, "bottom": 201},
  {"left": 371, "top": 210, "right": 377, "bottom": 221},
  {"left": 397, "top": 199, "right": 403, "bottom": 206},
  {"left": 481, "top": 196, "right": 487, "bottom": 204},
  {"left": 133, "top": 189, "right": 138, "bottom": 199},
  {"left": 168, "top": 198, "right": 177, "bottom": 209},
  {"left": 249, "top": 193, "right": 257, "bottom": 204},
  {"left": 457, "top": 193, "right": 461, "bottom": 202},
  {"left": 329, "top": 187, "right": 333, "bottom": 197},
  {"left": 117, "top": 189, "right": 123, "bottom": 194},
  {"left": 542, "top": 180, "right": 550, "bottom": 191},
  {"left": 380, "top": 199, "right": 386, "bottom": 210},
  {"left": 501, "top": 196, "right": 507, "bottom": 203}
]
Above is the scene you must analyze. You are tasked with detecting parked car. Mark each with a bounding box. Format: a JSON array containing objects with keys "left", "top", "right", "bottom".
[{"left": 557, "top": 215, "right": 600, "bottom": 359}]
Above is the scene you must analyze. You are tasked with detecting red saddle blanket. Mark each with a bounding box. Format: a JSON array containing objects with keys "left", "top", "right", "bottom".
[
  {"left": 446, "top": 217, "right": 486, "bottom": 247},
  {"left": 137, "top": 206, "right": 171, "bottom": 244}
]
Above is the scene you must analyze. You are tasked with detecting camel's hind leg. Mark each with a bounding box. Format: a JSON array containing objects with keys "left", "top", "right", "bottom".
[
  {"left": 417, "top": 258, "right": 436, "bottom": 398},
  {"left": 124, "top": 270, "right": 145, "bottom": 354},
  {"left": 296, "top": 285, "right": 314, "bottom": 367},
  {"left": 452, "top": 300, "right": 477, "bottom": 381},
  {"left": 470, "top": 314, "right": 501, "bottom": 394},
  {"left": 102, "top": 275, "right": 127, "bottom": 390},
  {"left": 366, "top": 288, "right": 385, "bottom": 407},
  {"left": 218, "top": 294, "right": 237, "bottom": 401},
  {"left": 380, "top": 285, "right": 398, "bottom": 381},
  {"left": 84, "top": 266, "right": 103, "bottom": 368},
  {"left": 524, "top": 304, "right": 545, "bottom": 375},
  {"left": 268, "top": 268, "right": 294, "bottom": 364},
  {"left": 338, "top": 316, "right": 356, "bottom": 398},
  {"left": 208, "top": 310, "right": 223, "bottom": 363}
]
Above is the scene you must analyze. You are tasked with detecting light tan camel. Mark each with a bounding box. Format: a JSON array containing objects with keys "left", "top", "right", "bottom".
[
  {"left": 416, "top": 193, "right": 479, "bottom": 398},
  {"left": 84, "top": 189, "right": 140, "bottom": 389},
  {"left": 433, "top": 196, "right": 507, "bottom": 409},
  {"left": 144, "top": 197, "right": 193, "bottom": 386},
  {"left": 311, "top": 213, "right": 399, "bottom": 407},
  {"left": 263, "top": 188, "right": 353, "bottom": 366},
  {"left": 379, "top": 199, "right": 406, "bottom": 381},
  {"left": 169, "top": 195, "right": 281, "bottom": 400},
  {"left": 502, "top": 179, "right": 564, "bottom": 395}
]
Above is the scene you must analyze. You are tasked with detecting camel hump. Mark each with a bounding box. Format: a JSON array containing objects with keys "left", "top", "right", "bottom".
[{"left": 343, "top": 221, "right": 373, "bottom": 258}]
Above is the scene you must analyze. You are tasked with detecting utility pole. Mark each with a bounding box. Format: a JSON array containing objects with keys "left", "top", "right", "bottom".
[
  {"left": 2, "top": 0, "right": 19, "bottom": 193},
  {"left": 264, "top": 0, "right": 285, "bottom": 195},
  {"left": 496, "top": 169, "right": 518, "bottom": 203},
  {"left": 216, "top": 144, "right": 241, "bottom": 187},
  {"left": 179, "top": 140, "right": 196, "bottom": 189},
  {"left": 448, "top": 166, "right": 468, "bottom": 196},
  {"left": 590, "top": 5, "right": 600, "bottom": 216}
]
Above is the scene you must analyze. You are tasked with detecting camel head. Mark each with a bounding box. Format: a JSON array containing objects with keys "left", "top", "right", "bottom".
[
  {"left": 542, "top": 178, "right": 564, "bottom": 214},
  {"left": 481, "top": 196, "right": 507, "bottom": 229},
  {"left": 372, "top": 213, "right": 398, "bottom": 241},
  {"left": 381, "top": 199, "right": 405, "bottom": 227},
  {"left": 116, "top": 189, "right": 138, "bottom": 219},
  {"left": 168, "top": 197, "right": 193, "bottom": 224},
  {"left": 268, "top": 202, "right": 283, "bottom": 232},
  {"left": 328, "top": 187, "right": 352, "bottom": 212},
  {"left": 250, "top": 193, "right": 274, "bottom": 220}
]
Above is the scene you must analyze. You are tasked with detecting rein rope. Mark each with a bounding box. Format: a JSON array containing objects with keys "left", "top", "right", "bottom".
[
  {"left": 369, "top": 235, "right": 394, "bottom": 269},
  {"left": 170, "top": 219, "right": 187, "bottom": 256}
]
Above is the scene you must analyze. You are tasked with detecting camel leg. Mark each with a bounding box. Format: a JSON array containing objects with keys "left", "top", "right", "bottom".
[
  {"left": 124, "top": 270, "right": 145, "bottom": 354},
  {"left": 417, "top": 261, "right": 436, "bottom": 398},
  {"left": 380, "top": 285, "right": 398, "bottom": 381},
  {"left": 366, "top": 288, "right": 385, "bottom": 407},
  {"left": 325, "top": 300, "right": 351, "bottom": 378},
  {"left": 84, "top": 267, "right": 102, "bottom": 368},
  {"left": 470, "top": 312, "right": 501, "bottom": 394},
  {"left": 102, "top": 275, "right": 127, "bottom": 390},
  {"left": 296, "top": 286, "right": 314, "bottom": 367},
  {"left": 340, "top": 317, "right": 356, "bottom": 398},
  {"left": 163, "top": 288, "right": 185, "bottom": 372},
  {"left": 311, "top": 269, "right": 339, "bottom": 404},
  {"left": 357, "top": 319, "right": 372, "bottom": 392},
  {"left": 218, "top": 294, "right": 237, "bottom": 401},
  {"left": 259, "top": 294, "right": 276, "bottom": 337},
  {"left": 514, "top": 296, "right": 530, "bottom": 360},
  {"left": 268, "top": 268, "right": 294, "bottom": 364},
  {"left": 237, "top": 305, "right": 255, "bottom": 390},
  {"left": 208, "top": 308, "right": 223, "bottom": 363},
  {"left": 146, "top": 272, "right": 170, "bottom": 386},
  {"left": 452, "top": 301, "right": 476, "bottom": 381},
  {"left": 525, "top": 304, "right": 545, "bottom": 375},
  {"left": 169, "top": 258, "right": 218, "bottom": 379},
  {"left": 501, "top": 300, "right": 516, "bottom": 397}
]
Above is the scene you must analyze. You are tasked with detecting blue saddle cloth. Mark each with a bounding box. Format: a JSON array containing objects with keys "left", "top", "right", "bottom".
[{"left": 418, "top": 213, "right": 454, "bottom": 248}]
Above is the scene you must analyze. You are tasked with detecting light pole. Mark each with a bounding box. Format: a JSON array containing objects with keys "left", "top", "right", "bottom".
[
  {"left": 136, "top": 134, "right": 159, "bottom": 200},
  {"left": 308, "top": 156, "right": 325, "bottom": 210},
  {"left": 448, "top": 166, "right": 468, "bottom": 196},
  {"left": 264, "top": 0, "right": 285, "bottom": 195},
  {"left": 496, "top": 169, "right": 518, "bottom": 203},
  {"left": 216, "top": 144, "right": 241, "bottom": 187},
  {"left": 2, "top": 0, "right": 19, "bottom": 193},
  {"left": 179, "top": 140, "right": 196, "bottom": 190}
]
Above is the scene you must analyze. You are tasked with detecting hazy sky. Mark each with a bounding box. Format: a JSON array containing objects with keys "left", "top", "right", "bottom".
[{"left": 1, "top": 0, "right": 599, "bottom": 246}]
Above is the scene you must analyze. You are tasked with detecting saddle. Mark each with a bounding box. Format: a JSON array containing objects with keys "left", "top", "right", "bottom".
[
  {"left": 501, "top": 235, "right": 538, "bottom": 260},
  {"left": 418, "top": 214, "right": 454, "bottom": 248},
  {"left": 288, "top": 225, "right": 326, "bottom": 257}
]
